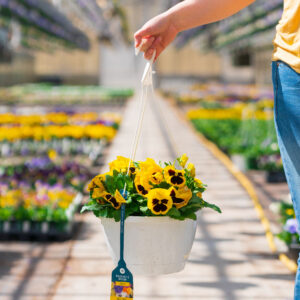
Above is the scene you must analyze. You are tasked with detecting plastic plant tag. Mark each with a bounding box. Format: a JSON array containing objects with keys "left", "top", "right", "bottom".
[
  {"left": 110, "top": 204, "right": 134, "bottom": 300},
  {"left": 110, "top": 264, "right": 133, "bottom": 299}
]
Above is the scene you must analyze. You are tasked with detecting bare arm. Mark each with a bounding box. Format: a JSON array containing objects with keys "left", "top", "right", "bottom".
[{"left": 135, "top": 0, "right": 255, "bottom": 59}]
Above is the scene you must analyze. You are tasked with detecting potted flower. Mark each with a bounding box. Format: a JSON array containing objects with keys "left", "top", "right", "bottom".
[
  {"left": 258, "top": 154, "right": 286, "bottom": 183},
  {"left": 81, "top": 154, "right": 221, "bottom": 275},
  {"left": 273, "top": 200, "right": 300, "bottom": 261}
]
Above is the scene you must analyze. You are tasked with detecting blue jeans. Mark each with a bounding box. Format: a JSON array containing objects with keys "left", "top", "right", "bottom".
[{"left": 272, "top": 61, "right": 300, "bottom": 299}]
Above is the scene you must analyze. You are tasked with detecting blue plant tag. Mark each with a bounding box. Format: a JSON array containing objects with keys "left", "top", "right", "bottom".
[
  {"left": 110, "top": 202, "right": 133, "bottom": 299},
  {"left": 110, "top": 261, "right": 133, "bottom": 299}
]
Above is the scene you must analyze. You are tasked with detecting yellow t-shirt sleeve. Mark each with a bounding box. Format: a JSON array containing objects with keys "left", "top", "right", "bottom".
[{"left": 273, "top": 0, "right": 300, "bottom": 73}]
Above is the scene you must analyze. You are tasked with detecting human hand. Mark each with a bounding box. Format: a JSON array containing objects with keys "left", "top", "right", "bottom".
[{"left": 134, "top": 12, "right": 179, "bottom": 60}]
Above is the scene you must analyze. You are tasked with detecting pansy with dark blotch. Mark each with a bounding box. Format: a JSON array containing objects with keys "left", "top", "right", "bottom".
[
  {"left": 147, "top": 188, "right": 173, "bottom": 215},
  {"left": 87, "top": 174, "right": 105, "bottom": 192},
  {"left": 101, "top": 190, "right": 126, "bottom": 209},
  {"left": 163, "top": 166, "right": 186, "bottom": 188},
  {"left": 134, "top": 173, "right": 149, "bottom": 196},
  {"left": 169, "top": 186, "right": 192, "bottom": 209}
]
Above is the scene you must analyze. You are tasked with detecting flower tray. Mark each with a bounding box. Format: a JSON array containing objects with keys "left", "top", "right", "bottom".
[
  {"left": 288, "top": 243, "right": 300, "bottom": 262},
  {"left": 0, "top": 220, "right": 75, "bottom": 241},
  {"left": 0, "top": 193, "right": 82, "bottom": 241},
  {"left": 266, "top": 170, "right": 286, "bottom": 183}
]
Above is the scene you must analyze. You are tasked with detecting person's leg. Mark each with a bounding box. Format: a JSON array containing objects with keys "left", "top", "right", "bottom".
[{"left": 272, "top": 61, "right": 300, "bottom": 298}]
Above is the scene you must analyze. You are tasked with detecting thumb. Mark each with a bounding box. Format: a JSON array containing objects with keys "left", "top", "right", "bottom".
[{"left": 134, "top": 26, "right": 155, "bottom": 47}]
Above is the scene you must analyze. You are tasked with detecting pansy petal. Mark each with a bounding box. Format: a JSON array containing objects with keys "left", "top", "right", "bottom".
[{"left": 147, "top": 188, "right": 173, "bottom": 215}]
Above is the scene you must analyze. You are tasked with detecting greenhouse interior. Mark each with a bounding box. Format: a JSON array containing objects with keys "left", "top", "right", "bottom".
[{"left": 0, "top": 0, "right": 299, "bottom": 299}]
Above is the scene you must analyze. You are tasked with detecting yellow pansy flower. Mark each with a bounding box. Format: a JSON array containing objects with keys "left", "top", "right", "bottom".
[
  {"left": 149, "top": 171, "right": 164, "bottom": 185},
  {"left": 109, "top": 156, "right": 135, "bottom": 174},
  {"left": 169, "top": 186, "right": 192, "bottom": 209},
  {"left": 138, "top": 158, "right": 158, "bottom": 171},
  {"left": 114, "top": 190, "right": 126, "bottom": 205},
  {"left": 147, "top": 188, "right": 173, "bottom": 215},
  {"left": 101, "top": 192, "right": 124, "bottom": 209},
  {"left": 135, "top": 173, "right": 149, "bottom": 196},
  {"left": 164, "top": 166, "right": 186, "bottom": 188},
  {"left": 92, "top": 187, "right": 105, "bottom": 199},
  {"left": 88, "top": 175, "right": 105, "bottom": 192},
  {"left": 138, "top": 158, "right": 163, "bottom": 186}
]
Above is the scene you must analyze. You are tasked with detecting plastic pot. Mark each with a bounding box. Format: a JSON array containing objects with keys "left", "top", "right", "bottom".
[
  {"left": 100, "top": 216, "right": 197, "bottom": 276},
  {"left": 266, "top": 170, "right": 286, "bottom": 183},
  {"left": 231, "top": 154, "right": 247, "bottom": 172},
  {"left": 288, "top": 243, "right": 300, "bottom": 262}
]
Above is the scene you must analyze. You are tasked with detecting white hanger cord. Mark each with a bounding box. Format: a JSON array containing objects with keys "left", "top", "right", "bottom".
[{"left": 122, "top": 50, "right": 156, "bottom": 195}]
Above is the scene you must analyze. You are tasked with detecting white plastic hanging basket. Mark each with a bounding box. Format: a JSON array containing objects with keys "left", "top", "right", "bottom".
[{"left": 100, "top": 215, "right": 197, "bottom": 275}]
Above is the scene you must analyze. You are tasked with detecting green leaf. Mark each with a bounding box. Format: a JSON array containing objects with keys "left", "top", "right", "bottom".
[
  {"left": 153, "top": 181, "right": 171, "bottom": 189},
  {"left": 202, "top": 201, "right": 222, "bottom": 213},
  {"left": 277, "top": 231, "right": 293, "bottom": 245},
  {"left": 167, "top": 207, "right": 181, "bottom": 218},
  {"left": 113, "top": 209, "right": 121, "bottom": 222},
  {"left": 105, "top": 174, "right": 115, "bottom": 194},
  {"left": 185, "top": 212, "right": 197, "bottom": 220},
  {"left": 93, "top": 206, "right": 109, "bottom": 218}
]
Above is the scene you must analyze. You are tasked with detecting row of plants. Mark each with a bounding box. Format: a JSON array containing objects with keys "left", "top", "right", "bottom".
[
  {"left": 188, "top": 106, "right": 282, "bottom": 172},
  {"left": 0, "top": 84, "right": 134, "bottom": 105},
  {"left": 0, "top": 110, "right": 121, "bottom": 159},
  {"left": 0, "top": 139, "right": 105, "bottom": 159},
  {"left": 0, "top": 0, "right": 89, "bottom": 50},
  {"left": 0, "top": 154, "right": 95, "bottom": 238},
  {"left": 176, "top": 82, "right": 285, "bottom": 182},
  {"left": 191, "top": 119, "right": 283, "bottom": 175},
  {"left": 0, "top": 124, "right": 117, "bottom": 141},
  {"left": 0, "top": 105, "right": 123, "bottom": 239},
  {"left": 168, "top": 82, "right": 273, "bottom": 106},
  {"left": 0, "top": 156, "right": 94, "bottom": 193},
  {"left": 0, "top": 111, "right": 121, "bottom": 126}
]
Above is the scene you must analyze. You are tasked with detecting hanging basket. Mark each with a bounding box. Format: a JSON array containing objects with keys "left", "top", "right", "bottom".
[{"left": 101, "top": 215, "right": 197, "bottom": 275}]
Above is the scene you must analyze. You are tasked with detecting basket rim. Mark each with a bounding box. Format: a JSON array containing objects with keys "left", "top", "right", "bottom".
[{"left": 100, "top": 214, "right": 199, "bottom": 223}]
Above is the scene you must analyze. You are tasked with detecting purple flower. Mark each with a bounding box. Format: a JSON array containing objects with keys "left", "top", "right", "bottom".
[
  {"left": 114, "top": 285, "right": 123, "bottom": 294},
  {"left": 284, "top": 218, "right": 299, "bottom": 234},
  {"left": 26, "top": 157, "right": 52, "bottom": 169}
]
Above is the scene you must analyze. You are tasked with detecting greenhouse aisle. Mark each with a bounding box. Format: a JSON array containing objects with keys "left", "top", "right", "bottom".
[
  {"left": 49, "top": 95, "right": 295, "bottom": 300},
  {"left": 0, "top": 95, "right": 294, "bottom": 300}
]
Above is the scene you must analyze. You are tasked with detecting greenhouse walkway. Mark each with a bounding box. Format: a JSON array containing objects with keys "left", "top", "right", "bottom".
[{"left": 0, "top": 95, "right": 295, "bottom": 300}]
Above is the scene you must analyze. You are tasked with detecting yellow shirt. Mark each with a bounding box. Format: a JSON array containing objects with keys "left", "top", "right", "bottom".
[{"left": 273, "top": 0, "right": 300, "bottom": 73}]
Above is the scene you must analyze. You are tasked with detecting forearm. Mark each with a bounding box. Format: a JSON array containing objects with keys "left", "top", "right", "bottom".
[{"left": 166, "top": 0, "right": 256, "bottom": 32}]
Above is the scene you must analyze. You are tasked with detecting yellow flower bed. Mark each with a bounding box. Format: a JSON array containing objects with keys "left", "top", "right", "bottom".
[
  {"left": 187, "top": 105, "right": 274, "bottom": 120},
  {"left": 0, "top": 188, "right": 75, "bottom": 210},
  {"left": 0, "top": 124, "right": 117, "bottom": 141}
]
